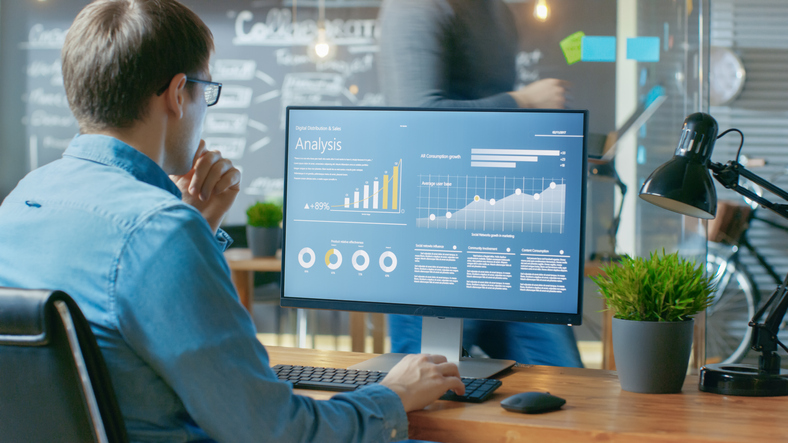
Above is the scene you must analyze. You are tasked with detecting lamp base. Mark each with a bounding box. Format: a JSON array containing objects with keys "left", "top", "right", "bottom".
[{"left": 699, "top": 363, "right": 788, "bottom": 396}]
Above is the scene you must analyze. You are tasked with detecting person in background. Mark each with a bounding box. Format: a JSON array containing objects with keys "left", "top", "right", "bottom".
[
  {"left": 378, "top": 0, "right": 584, "bottom": 368},
  {"left": 0, "top": 1, "right": 464, "bottom": 442}
]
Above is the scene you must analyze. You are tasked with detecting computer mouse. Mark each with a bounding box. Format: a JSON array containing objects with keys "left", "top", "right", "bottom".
[{"left": 500, "top": 391, "right": 566, "bottom": 414}]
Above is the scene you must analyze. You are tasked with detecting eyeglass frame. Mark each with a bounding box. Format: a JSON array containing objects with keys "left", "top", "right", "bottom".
[{"left": 155, "top": 77, "right": 222, "bottom": 107}]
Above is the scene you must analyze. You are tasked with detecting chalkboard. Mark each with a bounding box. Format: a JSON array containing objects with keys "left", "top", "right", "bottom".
[{"left": 0, "top": 0, "right": 616, "bottom": 226}]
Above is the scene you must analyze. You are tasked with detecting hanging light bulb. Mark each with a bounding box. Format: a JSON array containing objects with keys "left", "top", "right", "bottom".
[
  {"left": 313, "top": 27, "right": 331, "bottom": 59},
  {"left": 534, "top": 0, "right": 550, "bottom": 22},
  {"left": 309, "top": 0, "right": 335, "bottom": 62},
  {"left": 309, "top": 22, "right": 335, "bottom": 62}
]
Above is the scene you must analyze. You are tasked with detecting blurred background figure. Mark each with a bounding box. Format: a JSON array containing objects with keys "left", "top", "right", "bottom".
[
  {"left": 378, "top": 0, "right": 583, "bottom": 367},
  {"left": 379, "top": 0, "right": 569, "bottom": 110}
]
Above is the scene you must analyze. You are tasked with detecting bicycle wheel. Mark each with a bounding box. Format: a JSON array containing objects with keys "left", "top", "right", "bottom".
[{"left": 704, "top": 253, "right": 757, "bottom": 364}]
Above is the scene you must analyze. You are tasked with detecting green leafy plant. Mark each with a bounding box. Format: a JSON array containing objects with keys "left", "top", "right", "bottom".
[
  {"left": 592, "top": 250, "right": 716, "bottom": 322},
  {"left": 246, "top": 201, "right": 283, "bottom": 228}
]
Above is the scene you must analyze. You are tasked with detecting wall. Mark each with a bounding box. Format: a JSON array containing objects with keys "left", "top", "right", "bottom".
[{"left": 0, "top": 0, "right": 616, "bottom": 227}]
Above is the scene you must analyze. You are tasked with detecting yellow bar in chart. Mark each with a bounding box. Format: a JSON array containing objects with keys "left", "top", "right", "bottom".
[
  {"left": 392, "top": 164, "right": 399, "bottom": 210},
  {"left": 382, "top": 175, "right": 389, "bottom": 209}
]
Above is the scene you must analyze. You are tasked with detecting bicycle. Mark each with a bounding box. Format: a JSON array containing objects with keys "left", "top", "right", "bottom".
[{"left": 704, "top": 175, "right": 788, "bottom": 364}]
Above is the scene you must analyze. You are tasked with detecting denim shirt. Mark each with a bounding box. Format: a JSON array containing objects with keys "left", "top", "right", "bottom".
[{"left": 0, "top": 134, "right": 408, "bottom": 443}]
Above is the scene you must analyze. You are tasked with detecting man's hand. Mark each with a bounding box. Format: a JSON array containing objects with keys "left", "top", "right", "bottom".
[
  {"left": 508, "top": 78, "right": 570, "bottom": 109},
  {"left": 170, "top": 140, "right": 241, "bottom": 233},
  {"left": 380, "top": 354, "right": 465, "bottom": 412}
]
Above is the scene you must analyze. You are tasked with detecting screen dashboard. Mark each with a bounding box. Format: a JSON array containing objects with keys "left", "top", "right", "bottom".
[{"left": 281, "top": 107, "right": 586, "bottom": 325}]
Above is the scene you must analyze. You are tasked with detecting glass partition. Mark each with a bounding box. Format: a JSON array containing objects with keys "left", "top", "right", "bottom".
[{"left": 621, "top": 0, "right": 711, "bottom": 368}]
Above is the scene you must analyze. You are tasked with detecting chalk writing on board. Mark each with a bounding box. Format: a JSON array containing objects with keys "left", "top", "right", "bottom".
[
  {"left": 24, "top": 89, "right": 69, "bottom": 108},
  {"left": 246, "top": 177, "right": 285, "bottom": 197},
  {"left": 20, "top": 24, "right": 68, "bottom": 50},
  {"left": 213, "top": 59, "right": 258, "bottom": 81},
  {"left": 27, "top": 61, "right": 63, "bottom": 86},
  {"left": 41, "top": 136, "right": 72, "bottom": 150},
  {"left": 232, "top": 9, "right": 379, "bottom": 47},
  {"left": 205, "top": 137, "right": 247, "bottom": 160},
  {"left": 27, "top": 110, "right": 75, "bottom": 127},
  {"left": 516, "top": 49, "right": 544, "bottom": 84},
  {"left": 205, "top": 114, "right": 249, "bottom": 135},
  {"left": 213, "top": 85, "right": 254, "bottom": 109}
]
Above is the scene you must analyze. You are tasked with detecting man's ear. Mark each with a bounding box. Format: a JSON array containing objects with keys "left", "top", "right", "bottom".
[{"left": 163, "top": 73, "right": 188, "bottom": 119}]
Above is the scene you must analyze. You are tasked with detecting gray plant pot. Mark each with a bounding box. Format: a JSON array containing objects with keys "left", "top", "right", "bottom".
[
  {"left": 246, "top": 226, "right": 280, "bottom": 257},
  {"left": 612, "top": 317, "right": 694, "bottom": 394}
]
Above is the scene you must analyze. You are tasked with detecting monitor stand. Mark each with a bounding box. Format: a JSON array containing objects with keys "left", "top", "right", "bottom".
[{"left": 348, "top": 317, "right": 515, "bottom": 378}]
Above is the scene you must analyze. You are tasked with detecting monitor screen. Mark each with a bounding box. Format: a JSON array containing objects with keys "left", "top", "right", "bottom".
[{"left": 281, "top": 107, "right": 587, "bottom": 329}]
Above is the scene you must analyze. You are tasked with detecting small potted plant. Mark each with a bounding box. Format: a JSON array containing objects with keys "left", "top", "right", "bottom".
[
  {"left": 246, "top": 201, "right": 283, "bottom": 257},
  {"left": 593, "top": 250, "right": 715, "bottom": 393}
]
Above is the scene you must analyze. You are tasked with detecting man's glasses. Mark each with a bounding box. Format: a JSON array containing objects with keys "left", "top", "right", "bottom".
[
  {"left": 156, "top": 77, "right": 222, "bottom": 107},
  {"left": 187, "top": 78, "right": 222, "bottom": 107}
]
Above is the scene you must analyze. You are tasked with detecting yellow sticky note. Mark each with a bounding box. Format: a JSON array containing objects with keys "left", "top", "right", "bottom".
[
  {"left": 560, "top": 31, "right": 585, "bottom": 65},
  {"left": 687, "top": 0, "right": 693, "bottom": 16}
]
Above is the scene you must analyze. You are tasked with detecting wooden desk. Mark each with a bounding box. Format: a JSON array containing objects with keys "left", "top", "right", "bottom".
[
  {"left": 224, "top": 248, "right": 384, "bottom": 353},
  {"left": 266, "top": 346, "right": 788, "bottom": 443}
]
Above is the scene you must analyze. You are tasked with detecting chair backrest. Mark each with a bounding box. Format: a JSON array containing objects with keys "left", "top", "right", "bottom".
[{"left": 0, "top": 288, "right": 128, "bottom": 443}]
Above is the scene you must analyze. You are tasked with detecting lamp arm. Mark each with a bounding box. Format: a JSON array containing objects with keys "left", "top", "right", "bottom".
[
  {"left": 707, "top": 160, "right": 788, "bottom": 372},
  {"left": 753, "top": 274, "right": 788, "bottom": 337},
  {"left": 749, "top": 274, "right": 788, "bottom": 373},
  {"left": 709, "top": 161, "right": 788, "bottom": 220}
]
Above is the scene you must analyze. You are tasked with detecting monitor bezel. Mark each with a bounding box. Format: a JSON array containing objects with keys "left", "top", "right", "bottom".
[{"left": 280, "top": 106, "right": 588, "bottom": 326}]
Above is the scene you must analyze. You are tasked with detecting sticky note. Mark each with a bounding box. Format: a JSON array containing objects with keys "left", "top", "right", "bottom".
[
  {"left": 645, "top": 85, "right": 665, "bottom": 107},
  {"left": 581, "top": 36, "right": 616, "bottom": 62},
  {"left": 627, "top": 37, "right": 661, "bottom": 62},
  {"left": 559, "top": 31, "right": 585, "bottom": 65}
]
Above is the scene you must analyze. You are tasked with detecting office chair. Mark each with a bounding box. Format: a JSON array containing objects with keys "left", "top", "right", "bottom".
[{"left": 0, "top": 288, "right": 128, "bottom": 443}]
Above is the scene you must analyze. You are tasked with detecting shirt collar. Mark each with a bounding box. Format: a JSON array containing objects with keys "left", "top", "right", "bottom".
[{"left": 63, "top": 134, "right": 182, "bottom": 199}]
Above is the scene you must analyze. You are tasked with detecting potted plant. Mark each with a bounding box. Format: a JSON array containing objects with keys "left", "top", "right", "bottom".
[
  {"left": 593, "top": 250, "right": 715, "bottom": 393},
  {"left": 246, "top": 201, "right": 283, "bottom": 257}
]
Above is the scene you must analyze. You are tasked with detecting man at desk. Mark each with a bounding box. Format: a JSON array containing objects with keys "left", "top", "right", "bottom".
[{"left": 0, "top": 1, "right": 464, "bottom": 442}]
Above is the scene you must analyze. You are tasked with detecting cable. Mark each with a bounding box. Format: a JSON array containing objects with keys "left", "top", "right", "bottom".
[{"left": 717, "top": 128, "right": 745, "bottom": 163}]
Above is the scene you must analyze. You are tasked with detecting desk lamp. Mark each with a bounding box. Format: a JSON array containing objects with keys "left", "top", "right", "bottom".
[{"left": 639, "top": 112, "right": 788, "bottom": 396}]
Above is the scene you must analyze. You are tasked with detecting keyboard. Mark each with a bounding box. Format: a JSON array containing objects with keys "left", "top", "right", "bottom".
[{"left": 272, "top": 364, "right": 502, "bottom": 403}]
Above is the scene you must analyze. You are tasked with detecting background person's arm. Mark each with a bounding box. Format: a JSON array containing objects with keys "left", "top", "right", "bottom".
[{"left": 508, "top": 78, "right": 570, "bottom": 109}]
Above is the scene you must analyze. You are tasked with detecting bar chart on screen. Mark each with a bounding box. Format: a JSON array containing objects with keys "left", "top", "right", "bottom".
[
  {"left": 332, "top": 159, "right": 403, "bottom": 214},
  {"left": 416, "top": 175, "right": 566, "bottom": 233}
]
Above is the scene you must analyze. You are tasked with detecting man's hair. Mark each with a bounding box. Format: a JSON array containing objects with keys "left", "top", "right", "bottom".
[{"left": 62, "top": 0, "right": 214, "bottom": 132}]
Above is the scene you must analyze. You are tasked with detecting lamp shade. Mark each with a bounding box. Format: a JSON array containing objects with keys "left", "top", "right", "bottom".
[{"left": 639, "top": 113, "right": 719, "bottom": 219}]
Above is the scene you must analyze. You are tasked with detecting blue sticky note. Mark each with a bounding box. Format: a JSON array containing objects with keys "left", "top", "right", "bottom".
[
  {"left": 627, "top": 37, "right": 660, "bottom": 62},
  {"left": 581, "top": 36, "right": 616, "bottom": 62},
  {"left": 637, "top": 146, "right": 647, "bottom": 165},
  {"left": 645, "top": 85, "right": 665, "bottom": 107}
]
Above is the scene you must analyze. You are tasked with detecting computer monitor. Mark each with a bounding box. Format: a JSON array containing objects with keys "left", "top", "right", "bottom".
[{"left": 281, "top": 106, "right": 587, "bottom": 378}]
